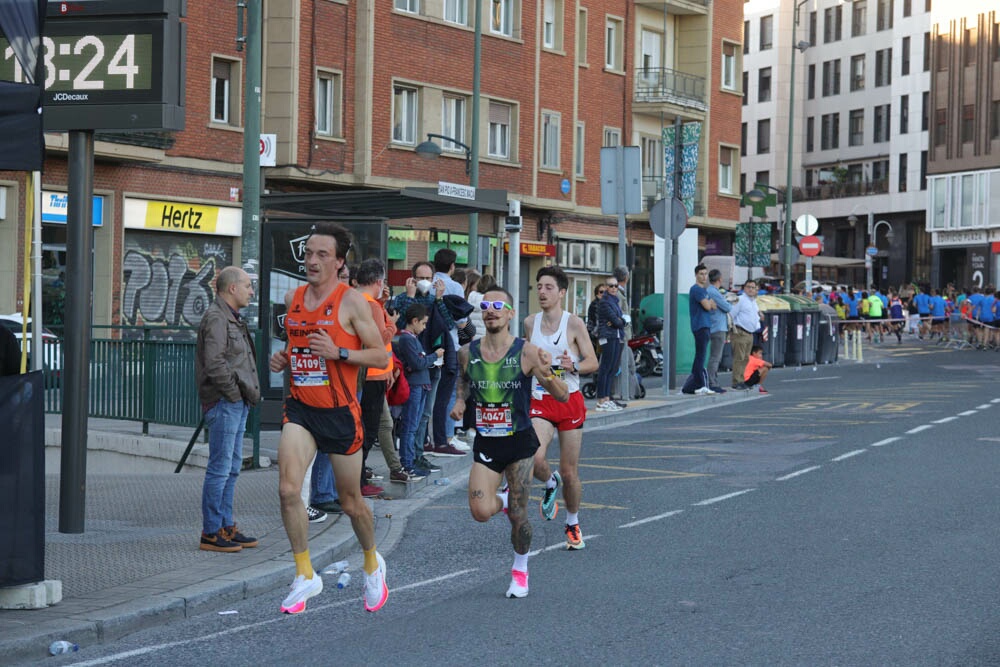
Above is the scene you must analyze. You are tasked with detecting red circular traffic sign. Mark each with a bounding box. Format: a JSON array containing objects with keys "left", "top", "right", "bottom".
[{"left": 798, "top": 235, "right": 822, "bottom": 257}]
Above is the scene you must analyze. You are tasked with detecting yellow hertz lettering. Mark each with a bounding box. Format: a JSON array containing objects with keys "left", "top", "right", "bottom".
[{"left": 145, "top": 202, "right": 220, "bottom": 233}]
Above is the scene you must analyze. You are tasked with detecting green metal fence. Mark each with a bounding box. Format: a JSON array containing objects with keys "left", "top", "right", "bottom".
[{"left": 43, "top": 326, "right": 262, "bottom": 447}]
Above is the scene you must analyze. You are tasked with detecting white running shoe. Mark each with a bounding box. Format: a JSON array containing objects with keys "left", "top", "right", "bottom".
[
  {"left": 363, "top": 552, "right": 388, "bottom": 612},
  {"left": 280, "top": 574, "right": 323, "bottom": 614},
  {"left": 449, "top": 435, "right": 471, "bottom": 452},
  {"left": 506, "top": 569, "right": 529, "bottom": 598},
  {"left": 596, "top": 400, "right": 622, "bottom": 412},
  {"left": 694, "top": 386, "right": 715, "bottom": 395}
]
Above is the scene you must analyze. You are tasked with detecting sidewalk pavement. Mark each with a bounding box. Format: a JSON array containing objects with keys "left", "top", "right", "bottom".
[{"left": 1, "top": 379, "right": 759, "bottom": 664}]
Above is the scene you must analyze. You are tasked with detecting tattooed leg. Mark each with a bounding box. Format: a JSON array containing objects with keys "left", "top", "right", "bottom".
[
  {"left": 468, "top": 462, "right": 503, "bottom": 522},
  {"left": 504, "top": 456, "right": 535, "bottom": 555}
]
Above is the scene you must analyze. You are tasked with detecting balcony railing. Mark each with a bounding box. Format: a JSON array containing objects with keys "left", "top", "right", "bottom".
[
  {"left": 793, "top": 179, "right": 890, "bottom": 202},
  {"left": 641, "top": 176, "right": 705, "bottom": 217},
  {"left": 634, "top": 67, "right": 707, "bottom": 110}
]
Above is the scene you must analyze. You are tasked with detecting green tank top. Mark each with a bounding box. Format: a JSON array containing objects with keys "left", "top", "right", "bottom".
[
  {"left": 466, "top": 337, "right": 532, "bottom": 436},
  {"left": 867, "top": 295, "right": 883, "bottom": 317}
]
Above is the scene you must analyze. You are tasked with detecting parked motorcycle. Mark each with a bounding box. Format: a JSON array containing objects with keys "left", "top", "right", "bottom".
[{"left": 631, "top": 317, "right": 664, "bottom": 377}]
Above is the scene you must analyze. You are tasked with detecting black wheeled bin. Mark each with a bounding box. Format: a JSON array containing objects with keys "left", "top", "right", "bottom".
[
  {"left": 778, "top": 295, "right": 820, "bottom": 365},
  {"left": 754, "top": 295, "right": 790, "bottom": 367},
  {"left": 816, "top": 303, "right": 840, "bottom": 364}
]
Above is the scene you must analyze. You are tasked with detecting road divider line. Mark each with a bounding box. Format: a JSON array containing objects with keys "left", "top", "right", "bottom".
[
  {"left": 618, "top": 510, "right": 684, "bottom": 528},
  {"left": 991, "top": 398, "right": 1000, "bottom": 404},
  {"left": 931, "top": 416, "right": 958, "bottom": 424},
  {"left": 976, "top": 404, "right": 991, "bottom": 410},
  {"left": 68, "top": 568, "right": 483, "bottom": 666},
  {"left": 831, "top": 449, "right": 866, "bottom": 462},
  {"left": 958, "top": 410, "right": 978, "bottom": 416},
  {"left": 692, "top": 489, "right": 755, "bottom": 506},
  {"left": 775, "top": 466, "right": 821, "bottom": 481},
  {"left": 529, "top": 535, "right": 600, "bottom": 555},
  {"left": 906, "top": 425, "right": 934, "bottom": 434},
  {"left": 870, "top": 437, "right": 901, "bottom": 447}
]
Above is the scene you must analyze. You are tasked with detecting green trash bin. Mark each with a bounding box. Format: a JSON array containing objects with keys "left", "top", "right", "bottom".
[
  {"left": 639, "top": 292, "right": 695, "bottom": 372},
  {"left": 755, "top": 295, "right": 791, "bottom": 367},
  {"left": 777, "top": 294, "right": 821, "bottom": 365}
]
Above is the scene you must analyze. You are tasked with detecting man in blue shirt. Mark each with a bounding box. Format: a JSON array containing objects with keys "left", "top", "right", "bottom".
[
  {"left": 929, "top": 288, "right": 947, "bottom": 339},
  {"left": 684, "top": 264, "right": 717, "bottom": 395},
  {"left": 913, "top": 288, "right": 931, "bottom": 338},
  {"left": 705, "top": 269, "right": 732, "bottom": 394}
]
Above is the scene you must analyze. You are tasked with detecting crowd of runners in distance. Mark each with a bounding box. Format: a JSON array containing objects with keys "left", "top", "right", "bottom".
[{"left": 792, "top": 282, "right": 1000, "bottom": 349}]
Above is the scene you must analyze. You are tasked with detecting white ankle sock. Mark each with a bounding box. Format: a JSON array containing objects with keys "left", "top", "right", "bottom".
[
  {"left": 513, "top": 552, "right": 528, "bottom": 572},
  {"left": 497, "top": 489, "right": 508, "bottom": 510},
  {"left": 566, "top": 511, "right": 579, "bottom": 525},
  {"left": 546, "top": 474, "right": 558, "bottom": 489}
]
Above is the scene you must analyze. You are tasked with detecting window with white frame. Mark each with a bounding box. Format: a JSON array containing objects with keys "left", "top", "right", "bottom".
[
  {"left": 641, "top": 135, "right": 662, "bottom": 180},
  {"left": 442, "top": 96, "right": 466, "bottom": 152},
  {"left": 392, "top": 85, "right": 418, "bottom": 145},
  {"left": 719, "top": 146, "right": 736, "bottom": 194},
  {"left": 722, "top": 42, "right": 738, "bottom": 90},
  {"left": 603, "top": 127, "right": 621, "bottom": 146},
  {"left": 395, "top": 0, "right": 418, "bottom": 13},
  {"left": 315, "top": 70, "right": 342, "bottom": 137},
  {"left": 491, "top": 0, "right": 513, "bottom": 36},
  {"left": 541, "top": 110, "right": 560, "bottom": 169},
  {"left": 212, "top": 58, "right": 239, "bottom": 125},
  {"left": 575, "top": 122, "right": 585, "bottom": 177},
  {"left": 605, "top": 16, "right": 623, "bottom": 70},
  {"left": 444, "top": 0, "right": 467, "bottom": 25},
  {"left": 543, "top": 0, "right": 563, "bottom": 49},
  {"left": 488, "top": 101, "right": 511, "bottom": 159},
  {"left": 577, "top": 8, "right": 587, "bottom": 64}
]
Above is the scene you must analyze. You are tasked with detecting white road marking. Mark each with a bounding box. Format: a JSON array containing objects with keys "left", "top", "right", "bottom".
[
  {"left": 775, "top": 466, "right": 821, "bottom": 481},
  {"left": 692, "top": 489, "right": 755, "bottom": 506},
  {"left": 831, "top": 449, "right": 866, "bottom": 462},
  {"left": 931, "top": 416, "right": 958, "bottom": 424},
  {"left": 976, "top": 404, "right": 991, "bottom": 410},
  {"left": 958, "top": 410, "right": 978, "bottom": 416},
  {"left": 870, "top": 437, "right": 901, "bottom": 447},
  {"left": 528, "top": 534, "right": 600, "bottom": 556},
  {"left": 618, "top": 510, "right": 684, "bottom": 528},
  {"left": 67, "top": 569, "right": 480, "bottom": 666},
  {"left": 906, "top": 425, "right": 934, "bottom": 434},
  {"left": 991, "top": 398, "right": 1000, "bottom": 404},
  {"left": 780, "top": 376, "right": 840, "bottom": 383}
]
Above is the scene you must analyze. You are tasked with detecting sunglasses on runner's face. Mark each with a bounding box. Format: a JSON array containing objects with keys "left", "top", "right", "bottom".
[{"left": 480, "top": 301, "right": 513, "bottom": 311}]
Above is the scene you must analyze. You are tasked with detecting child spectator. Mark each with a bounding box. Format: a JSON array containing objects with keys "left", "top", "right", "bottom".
[
  {"left": 392, "top": 304, "right": 444, "bottom": 478},
  {"left": 743, "top": 345, "right": 772, "bottom": 394}
]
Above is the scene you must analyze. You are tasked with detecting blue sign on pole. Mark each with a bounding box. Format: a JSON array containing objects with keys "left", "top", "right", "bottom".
[{"left": 41, "top": 191, "right": 104, "bottom": 226}]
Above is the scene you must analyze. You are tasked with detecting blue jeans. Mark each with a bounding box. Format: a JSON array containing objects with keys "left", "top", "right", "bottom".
[
  {"left": 596, "top": 337, "right": 621, "bottom": 398},
  {"left": 398, "top": 384, "right": 429, "bottom": 469},
  {"left": 415, "top": 367, "right": 440, "bottom": 452},
  {"left": 432, "top": 345, "right": 458, "bottom": 446},
  {"left": 310, "top": 452, "right": 337, "bottom": 504},
  {"left": 691, "top": 327, "right": 710, "bottom": 388},
  {"left": 201, "top": 399, "right": 249, "bottom": 535}
]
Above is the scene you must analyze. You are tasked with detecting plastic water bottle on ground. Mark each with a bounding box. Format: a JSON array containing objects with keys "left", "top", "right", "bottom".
[
  {"left": 433, "top": 477, "right": 451, "bottom": 486},
  {"left": 49, "top": 641, "right": 79, "bottom": 655},
  {"left": 324, "top": 560, "right": 349, "bottom": 575},
  {"left": 336, "top": 572, "right": 351, "bottom": 588}
]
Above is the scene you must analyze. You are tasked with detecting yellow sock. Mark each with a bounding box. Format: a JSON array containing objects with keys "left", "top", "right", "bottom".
[
  {"left": 294, "top": 550, "right": 314, "bottom": 579},
  {"left": 363, "top": 546, "right": 378, "bottom": 574}
]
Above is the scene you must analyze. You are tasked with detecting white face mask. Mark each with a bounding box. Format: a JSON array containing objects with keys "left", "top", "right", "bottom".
[{"left": 416, "top": 279, "right": 433, "bottom": 295}]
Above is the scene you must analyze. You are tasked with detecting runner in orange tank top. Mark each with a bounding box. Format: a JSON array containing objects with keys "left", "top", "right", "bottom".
[{"left": 268, "top": 222, "right": 391, "bottom": 615}]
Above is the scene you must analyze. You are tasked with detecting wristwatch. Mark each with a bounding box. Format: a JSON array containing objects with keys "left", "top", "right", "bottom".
[
  {"left": 338, "top": 347, "right": 350, "bottom": 361},
  {"left": 571, "top": 361, "right": 579, "bottom": 373}
]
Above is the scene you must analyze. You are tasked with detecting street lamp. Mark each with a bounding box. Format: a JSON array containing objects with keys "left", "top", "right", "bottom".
[
  {"left": 848, "top": 214, "right": 893, "bottom": 289},
  {"left": 415, "top": 133, "right": 472, "bottom": 175},
  {"left": 783, "top": 0, "right": 811, "bottom": 295}
]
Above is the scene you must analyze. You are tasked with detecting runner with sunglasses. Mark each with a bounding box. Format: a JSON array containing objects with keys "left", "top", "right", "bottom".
[
  {"left": 523, "top": 266, "right": 598, "bottom": 550},
  {"left": 451, "top": 288, "right": 569, "bottom": 598}
]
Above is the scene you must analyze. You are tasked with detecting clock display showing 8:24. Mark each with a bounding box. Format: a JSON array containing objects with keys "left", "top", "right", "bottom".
[{"left": 1, "top": 33, "right": 153, "bottom": 92}]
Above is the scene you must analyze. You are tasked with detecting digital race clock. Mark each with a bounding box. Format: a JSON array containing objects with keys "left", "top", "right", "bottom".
[{"left": 0, "top": 0, "right": 186, "bottom": 132}]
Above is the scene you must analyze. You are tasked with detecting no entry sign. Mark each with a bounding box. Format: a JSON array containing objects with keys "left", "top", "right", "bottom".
[{"left": 798, "top": 235, "right": 821, "bottom": 257}]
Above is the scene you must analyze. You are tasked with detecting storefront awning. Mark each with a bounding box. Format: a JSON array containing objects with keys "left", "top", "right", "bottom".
[{"left": 262, "top": 186, "right": 509, "bottom": 220}]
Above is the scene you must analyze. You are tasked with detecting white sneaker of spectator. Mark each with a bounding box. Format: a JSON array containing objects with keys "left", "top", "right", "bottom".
[
  {"left": 449, "top": 435, "right": 471, "bottom": 452},
  {"left": 694, "top": 386, "right": 716, "bottom": 395}
]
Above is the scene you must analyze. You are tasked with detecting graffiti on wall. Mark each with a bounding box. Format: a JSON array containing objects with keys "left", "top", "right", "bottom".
[{"left": 122, "top": 232, "right": 233, "bottom": 328}]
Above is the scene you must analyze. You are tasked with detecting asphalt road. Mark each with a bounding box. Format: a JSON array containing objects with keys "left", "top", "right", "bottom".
[{"left": 58, "top": 343, "right": 1000, "bottom": 666}]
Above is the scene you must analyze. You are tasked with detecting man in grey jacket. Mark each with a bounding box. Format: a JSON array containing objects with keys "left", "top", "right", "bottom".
[{"left": 195, "top": 266, "right": 261, "bottom": 553}]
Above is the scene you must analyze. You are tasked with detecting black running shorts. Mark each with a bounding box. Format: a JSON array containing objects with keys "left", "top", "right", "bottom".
[{"left": 472, "top": 428, "right": 540, "bottom": 474}]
